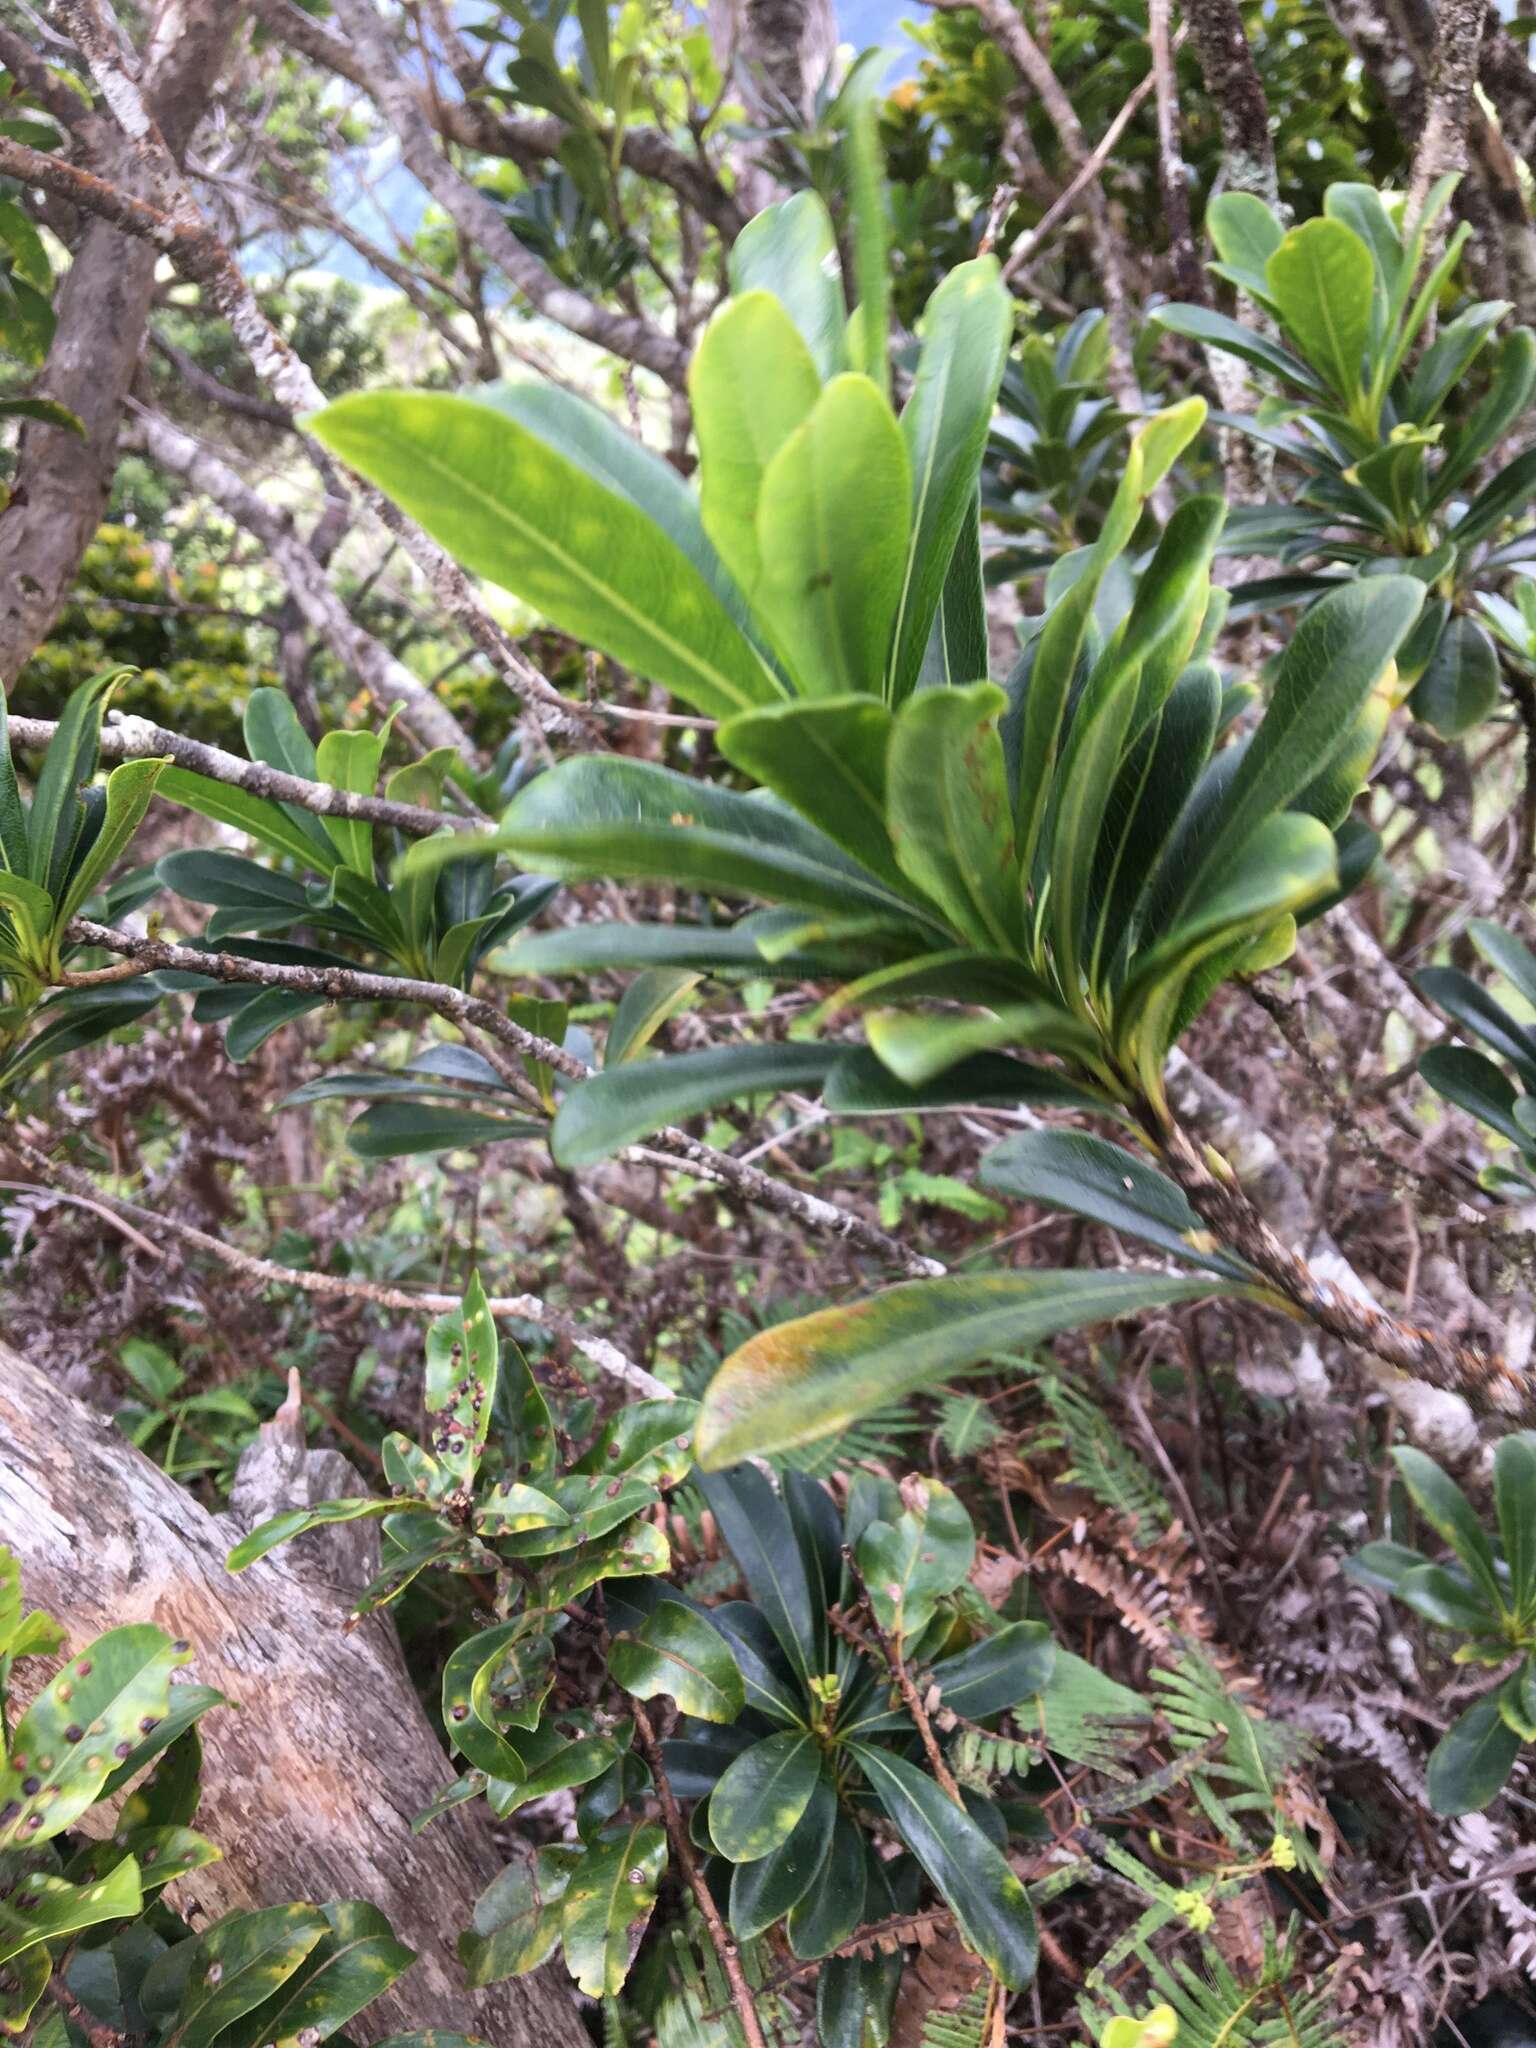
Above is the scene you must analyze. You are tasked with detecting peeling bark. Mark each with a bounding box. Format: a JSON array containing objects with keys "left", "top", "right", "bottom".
[{"left": 0, "top": 1341, "right": 589, "bottom": 2046}]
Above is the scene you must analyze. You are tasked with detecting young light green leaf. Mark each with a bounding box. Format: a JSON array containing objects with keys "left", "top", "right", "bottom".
[
  {"left": 753, "top": 373, "right": 911, "bottom": 699},
  {"left": 717, "top": 695, "right": 903, "bottom": 887},
  {"left": 692, "top": 291, "right": 822, "bottom": 602},
  {"left": 310, "top": 392, "right": 775, "bottom": 718},
  {"left": 1264, "top": 217, "right": 1374, "bottom": 403},
  {"left": 315, "top": 725, "right": 388, "bottom": 877},
  {"left": 728, "top": 191, "right": 845, "bottom": 379},
  {"left": 886, "top": 681, "right": 1022, "bottom": 951},
  {"left": 889, "top": 256, "right": 1013, "bottom": 699}
]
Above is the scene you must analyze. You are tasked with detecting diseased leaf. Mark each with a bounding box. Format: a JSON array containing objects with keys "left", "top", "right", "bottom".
[
  {"left": 696, "top": 1271, "right": 1220, "bottom": 1467},
  {"left": 558, "top": 1822, "right": 665, "bottom": 1997}
]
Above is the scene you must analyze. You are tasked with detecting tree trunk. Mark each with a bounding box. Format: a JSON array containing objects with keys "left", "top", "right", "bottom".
[
  {"left": 0, "top": 1343, "right": 589, "bottom": 2048},
  {"left": 0, "top": 1, "right": 239, "bottom": 687}
]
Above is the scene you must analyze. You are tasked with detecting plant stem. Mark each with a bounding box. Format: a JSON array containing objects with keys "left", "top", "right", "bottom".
[{"left": 628, "top": 1698, "right": 770, "bottom": 2048}]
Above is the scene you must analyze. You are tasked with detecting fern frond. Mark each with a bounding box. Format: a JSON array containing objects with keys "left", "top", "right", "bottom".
[
  {"left": 1151, "top": 1653, "right": 1319, "bottom": 1872},
  {"left": 1142, "top": 1922, "right": 1339, "bottom": 2048},
  {"left": 1029, "top": 1370, "right": 1172, "bottom": 1535},
  {"left": 919, "top": 1979, "right": 994, "bottom": 2048},
  {"left": 936, "top": 1393, "right": 1000, "bottom": 1458}
]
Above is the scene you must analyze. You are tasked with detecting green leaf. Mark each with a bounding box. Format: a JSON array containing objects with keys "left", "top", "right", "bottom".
[
  {"left": 1048, "top": 498, "right": 1225, "bottom": 989},
  {"left": 348, "top": 1100, "right": 542, "bottom": 1158},
  {"left": 451, "top": 755, "right": 924, "bottom": 925},
  {"left": 0, "top": 1626, "right": 191, "bottom": 1846},
  {"left": 1470, "top": 918, "right": 1536, "bottom": 1012},
  {"left": 459, "top": 1848, "right": 582, "bottom": 1986},
  {"left": 572, "top": 1398, "right": 697, "bottom": 1486},
  {"left": 157, "top": 767, "right": 336, "bottom": 873},
  {"left": 165, "top": 1905, "right": 330, "bottom": 2048},
  {"left": 852, "top": 1744, "right": 1038, "bottom": 1987},
  {"left": 1411, "top": 615, "right": 1501, "bottom": 738},
  {"left": 315, "top": 726, "right": 387, "bottom": 877},
  {"left": 708, "top": 1731, "right": 821, "bottom": 1863},
  {"left": 559, "top": 1822, "right": 665, "bottom": 1997},
  {"left": 26, "top": 666, "right": 127, "bottom": 898},
  {"left": 609, "top": 1601, "right": 744, "bottom": 1723},
  {"left": 606, "top": 968, "right": 702, "bottom": 1068},
  {"left": 1495, "top": 1434, "right": 1536, "bottom": 1623},
  {"left": 1264, "top": 217, "right": 1374, "bottom": 403},
  {"left": 96, "top": 1682, "right": 222, "bottom": 1800},
  {"left": 890, "top": 256, "right": 1013, "bottom": 699},
  {"left": 1392, "top": 1446, "right": 1504, "bottom": 1608},
  {"left": 922, "top": 1622, "right": 1058, "bottom": 1721},
  {"left": 698, "top": 1467, "right": 821, "bottom": 1687},
  {"left": 0, "top": 694, "right": 30, "bottom": 874},
  {"left": 1392, "top": 1562, "right": 1495, "bottom": 1632},
  {"left": 1323, "top": 182, "right": 1403, "bottom": 294},
  {"left": 225, "top": 1496, "right": 419, "bottom": 1574},
  {"left": 887, "top": 679, "right": 1024, "bottom": 950},
  {"left": 215, "top": 1900, "right": 414, "bottom": 2048},
  {"left": 1419, "top": 1044, "right": 1529, "bottom": 1149},
  {"left": 551, "top": 1039, "right": 833, "bottom": 1168},
  {"left": 728, "top": 191, "right": 845, "bottom": 380},
  {"left": 1417, "top": 967, "right": 1536, "bottom": 1091},
  {"left": 1427, "top": 1694, "right": 1522, "bottom": 1815},
  {"left": 1154, "top": 575, "right": 1422, "bottom": 928},
  {"left": 1452, "top": 444, "right": 1536, "bottom": 550},
  {"left": 53, "top": 756, "right": 169, "bottom": 928},
  {"left": 753, "top": 374, "right": 911, "bottom": 699},
  {"left": 0, "top": 1860, "right": 143, "bottom": 1970},
  {"left": 424, "top": 1271, "right": 497, "bottom": 1491},
  {"left": 695, "top": 1270, "right": 1223, "bottom": 1467},
  {"left": 843, "top": 56, "right": 890, "bottom": 396},
  {"left": 1148, "top": 304, "right": 1327, "bottom": 396},
  {"left": 310, "top": 392, "right": 774, "bottom": 718},
  {"left": 692, "top": 291, "right": 822, "bottom": 603},
  {"left": 1206, "top": 192, "right": 1284, "bottom": 287},
  {"left": 856, "top": 1477, "right": 975, "bottom": 1639},
  {"left": 865, "top": 1003, "right": 1097, "bottom": 1087},
  {"left": 441, "top": 1625, "right": 528, "bottom": 1781},
  {"left": 718, "top": 695, "right": 903, "bottom": 887},
  {"left": 728, "top": 1773, "right": 836, "bottom": 1940},
  {"left": 979, "top": 1128, "right": 1254, "bottom": 1279},
  {"left": 473, "top": 1482, "right": 570, "bottom": 1539},
  {"left": 823, "top": 1044, "right": 1099, "bottom": 1115},
  {"left": 785, "top": 1809, "right": 867, "bottom": 1959}
]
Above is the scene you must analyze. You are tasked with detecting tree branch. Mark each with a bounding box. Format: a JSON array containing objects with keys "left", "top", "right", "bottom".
[
  {"left": 8, "top": 711, "right": 470, "bottom": 837},
  {"left": 324, "top": 0, "right": 689, "bottom": 389},
  {"left": 65, "top": 919, "right": 946, "bottom": 1280}
]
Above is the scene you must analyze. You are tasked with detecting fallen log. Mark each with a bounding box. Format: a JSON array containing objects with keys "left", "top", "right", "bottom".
[{"left": 0, "top": 1342, "right": 589, "bottom": 2047}]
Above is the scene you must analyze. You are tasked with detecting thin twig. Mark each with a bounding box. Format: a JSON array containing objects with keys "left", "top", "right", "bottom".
[
  {"left": 63, "top": 919, "right": 944, "bottom": 1279},
  {"left": 839, "top": 1549, "right": 965, "bottom": 1806}
]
